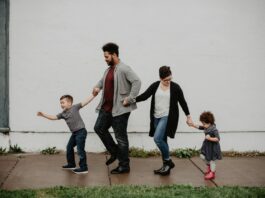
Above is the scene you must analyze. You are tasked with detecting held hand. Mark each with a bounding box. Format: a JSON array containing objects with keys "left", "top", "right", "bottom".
[
  {"left": 37, "top": 112, "right": 44, "bottom": 117},
  {"left": 186, "top": 116, "right": 193, "bottom": 127},
  {"left": 92, "top": 87, "right": 100, "bottom": 96},
  {"left": 205, "top": 134, "right": 211, "bottom": 140},
  {"left": 123, "top": 97, "right": 130, "bottom": 107}
]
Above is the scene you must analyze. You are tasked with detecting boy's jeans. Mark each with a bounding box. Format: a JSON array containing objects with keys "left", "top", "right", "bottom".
[
  {"left": 154, "top": 116, "right": 170, "bottom": 161},
  {"left": 94, "top": 109, "right": 130, "bottom": 168},
  {"left": 66, "top": 128, "right": 87, "bottom": 170}
]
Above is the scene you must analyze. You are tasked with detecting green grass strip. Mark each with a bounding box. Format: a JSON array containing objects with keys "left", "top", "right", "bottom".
[{"left": 1, "top": 185, "right": 265, "bottom": 198}]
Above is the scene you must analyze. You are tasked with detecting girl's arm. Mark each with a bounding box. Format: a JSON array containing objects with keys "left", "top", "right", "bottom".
[
  {"left": 206, "top": 130, "right": 220, "bottom": 142},
  {"left": 81, "top": 94, "right": 95, "bottom": 108},
  {"left": 205, "top": 135, "right": 219, "bottom": 142},
  {"left": 37, "top": 112, "right": 58, "bottom": 120},
  {"left": 190, "top": 123, "right": 205, "bottom": 130}
]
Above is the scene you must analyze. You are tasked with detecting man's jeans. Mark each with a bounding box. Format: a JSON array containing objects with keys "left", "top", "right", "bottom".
[
  {"left": 66, "top": 128, "right": 88, "bottom": 170},
  {"left": 154, "top": 116, "right": 170, "bottom": 161},
  {"left": 94, "top": 109, "right": 130, "bottom": 167}
]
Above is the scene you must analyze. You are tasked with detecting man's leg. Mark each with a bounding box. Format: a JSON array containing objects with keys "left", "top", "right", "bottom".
[
  {"left": 94, "top": 110, "right": 118, "bottom": 156},
  {"left": 111, "top": 112, "right": 130, "bottom": 168}
]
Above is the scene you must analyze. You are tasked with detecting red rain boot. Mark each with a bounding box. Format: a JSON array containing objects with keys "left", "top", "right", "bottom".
[
  {"left": 204, "top": 171, "right": 215, "bottom": 180},
  {"left": 205, "top": 165, "right": 211, "bottom": 175}
]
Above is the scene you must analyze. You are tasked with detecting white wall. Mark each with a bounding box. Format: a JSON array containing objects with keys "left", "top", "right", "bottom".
[{"left": 7, "top": 0, "right": 265, "bottom": 151}]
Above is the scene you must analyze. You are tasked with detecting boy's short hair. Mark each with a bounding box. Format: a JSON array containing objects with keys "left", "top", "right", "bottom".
[
  {"left": 60, "top": 95, "right": 73, "bottom": 104},
  {"left": 102, "top": 42, "right": 119, "bottom": 57},
  {"left": 200, "top": 111, "right": 215, "bottom": 125},
  {"left": 159, "top": 66, "right": 172, "bottom": 79}
]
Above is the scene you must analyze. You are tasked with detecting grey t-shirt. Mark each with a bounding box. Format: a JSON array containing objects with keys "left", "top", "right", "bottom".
[{"left": 57, "top": 103, "right": 85, "bottom": 132}]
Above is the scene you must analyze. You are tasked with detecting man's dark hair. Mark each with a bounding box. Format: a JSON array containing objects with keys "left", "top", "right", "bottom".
[
  {"left": 200, "top": 111, "right": 215, "bottom": 125},
  {"left": 60, "top": 95, "right": 73, "bottom": 104},
  {"left": 102, "top": 42, "right": 119, "bottom": 56},
  {"left": 159, "top": 66, "right": 172, "bottom": 79}
]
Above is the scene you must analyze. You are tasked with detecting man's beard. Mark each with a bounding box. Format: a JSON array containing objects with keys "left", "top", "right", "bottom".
[{"left": 107, "top": 57, "right": 114, "bottom": 67}]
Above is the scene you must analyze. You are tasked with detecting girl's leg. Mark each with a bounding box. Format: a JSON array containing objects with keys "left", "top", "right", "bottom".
[
  {"left": 200, "top": 154, "right": 211, "bottom": 174},
  {"left": 200, "top": 154, "right": 209, "bottom": 165},
  {"left": 205, "top": 160, "right": 216, "bottom": 179},
  {"left": 210, "top": 161, "right": 216, "bottom": 172}
]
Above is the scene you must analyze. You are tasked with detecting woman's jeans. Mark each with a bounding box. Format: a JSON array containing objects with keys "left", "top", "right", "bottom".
[
  {"left": 66, "top": 128, "right": 87, "bottom": 170},
  {"left": 154, "top": 116, "right": 170, "bottom": 161}
]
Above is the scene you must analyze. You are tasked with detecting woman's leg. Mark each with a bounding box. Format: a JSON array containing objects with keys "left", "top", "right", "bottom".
[{"left": 153, "top": 116, "right": 170, "bottom": 161}]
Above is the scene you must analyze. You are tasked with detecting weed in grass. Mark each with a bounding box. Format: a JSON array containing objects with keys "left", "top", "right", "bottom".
[
  {"left": 222, "top": 150, "right": 265, "bottom": 157},
  {"left": 172, "top": 148, "right": 200, "bottom": 158},
  {"left": 0, "top": 147, "right": 7, "bottom": 155},
  {"left": 129, "top": 147, "right": 160, "bottom": 158},
  {"left": 41, "top": 147, "right": 60, "bottom": 155},
  {"left": 8, "top": 144, "right": 24, "bottom": 154},
  {"left": 129, "top": 147, "right": 200, "bottom": 159}
]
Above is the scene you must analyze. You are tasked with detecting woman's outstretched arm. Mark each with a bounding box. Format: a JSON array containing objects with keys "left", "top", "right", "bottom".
[{"left": 136, "top": 82, "right": 158, "bottom": 103}]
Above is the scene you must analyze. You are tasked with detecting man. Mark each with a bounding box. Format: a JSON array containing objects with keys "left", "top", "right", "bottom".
[{"left": 93, "top": 42, "right": 141, "bottom": 174}]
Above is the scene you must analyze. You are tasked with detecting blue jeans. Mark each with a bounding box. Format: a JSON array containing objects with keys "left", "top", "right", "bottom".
[
  {"left": 66, "top": 128, "right": 87, "bottom": 169},
  {"left": 94, "top": 109, "right": 130, "bottom": 167},
  {"left": 154, "top": 116, "right": 170, "bottom": 161}
]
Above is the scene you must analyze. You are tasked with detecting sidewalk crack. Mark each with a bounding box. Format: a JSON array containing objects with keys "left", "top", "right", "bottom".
[
  {"left": 189, "top": 158, "right": 218, "bottom": 187},
  {"left": 0, "top": 155, "right": 21, "bottom": 189},
  {"left": 105, "top": 155, "right": 112, "bottom": 186}
]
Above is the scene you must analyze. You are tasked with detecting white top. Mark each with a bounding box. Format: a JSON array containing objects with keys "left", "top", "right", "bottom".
[{"left": 154, "top": 84, "right": 170, "bottom": 118}]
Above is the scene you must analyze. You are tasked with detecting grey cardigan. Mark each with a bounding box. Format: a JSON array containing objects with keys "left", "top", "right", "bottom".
[{"left": 95, "top": 61, "right": 141, "bottom": 117}]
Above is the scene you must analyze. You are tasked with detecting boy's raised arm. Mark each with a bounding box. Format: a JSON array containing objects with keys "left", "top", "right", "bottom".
[
  {"left": 81, "top": 94, "right": 95, "bottom": 108},
  {"left": 37, "top": 112, "right": 58, "bottom": 120}
]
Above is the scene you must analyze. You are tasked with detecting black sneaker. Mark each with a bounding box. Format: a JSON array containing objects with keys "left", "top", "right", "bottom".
[
  {"left": 62, "top": 164, "right": 76, "bottom": 170},
  {"left": 72, "top": 168, "right": 88, "bottom": 174},
  {"left": 110, "top": 166, "right": 130, "bottom": 174}
]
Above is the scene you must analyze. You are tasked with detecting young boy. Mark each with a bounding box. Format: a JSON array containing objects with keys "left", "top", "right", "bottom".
[
  {"left": 190, "top": 111, "right": 222, "bottom": 180},
  {"left": 37, "top": 94, "right": 95, "bottom": 174}
]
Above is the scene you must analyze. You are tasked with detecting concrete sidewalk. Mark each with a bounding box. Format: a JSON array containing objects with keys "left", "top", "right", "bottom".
[{"left": 0, "top": 153, "right": 264, "bottom": 190}]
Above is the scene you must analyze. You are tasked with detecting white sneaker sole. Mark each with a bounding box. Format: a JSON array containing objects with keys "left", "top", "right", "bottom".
[
  {"left": 62, "top": 167, "right": 76, "bottom": 170},
  {"left": 72, "top": 170, "right": 88, "bottom": 174}
]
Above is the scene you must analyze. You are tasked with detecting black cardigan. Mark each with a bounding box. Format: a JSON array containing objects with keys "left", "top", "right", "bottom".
[{"left": 136, "top": 81, "right": 190, "bottom": 138}]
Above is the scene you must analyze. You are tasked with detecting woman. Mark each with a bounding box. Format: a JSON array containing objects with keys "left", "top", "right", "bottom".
[{"left": 136, "top": 66, "right": 193, "bottom": 176}]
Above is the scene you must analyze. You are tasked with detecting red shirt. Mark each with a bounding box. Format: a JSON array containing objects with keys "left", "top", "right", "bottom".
[{"left": 102, "top": 66, "right": 115, "bottom": 112}]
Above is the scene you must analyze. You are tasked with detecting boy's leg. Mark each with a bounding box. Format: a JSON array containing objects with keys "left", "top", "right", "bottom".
[
  {"left": 66, "top": 133, "right": 76, "bottom": 167},
  {"left": 94, "top": 110, "right": 118, "bottom": 156},
  {"left": 76, "top": 128, "right": 88, "bottom": 170}
]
